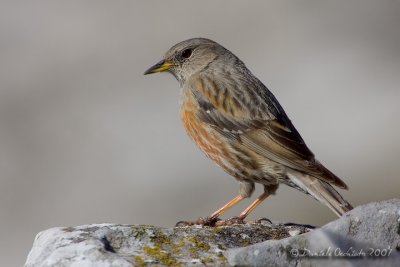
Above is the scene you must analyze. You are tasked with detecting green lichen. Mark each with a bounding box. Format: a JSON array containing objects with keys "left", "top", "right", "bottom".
[
  {"left": 143, "top": 245, "right": 182, "bottom": 267},
  {"left": 169, "top": 240, "right": 184, "bottom": 256},
  {"left": 188, "top": 246, "right": 199, "bottom": 258},
  {"left": 173, "top": 240, "right": 185, "bottom": 248},
  {"left": 150, "top": 231, "right": 170, "bottom": 245},
  {"left": 201, "top": 257, "right": 214, "bottom": 264},
  {"left": 171, "top": 248, "right": 181, "bottom": 255},
  {"left": 217, "top": 252, "right": 227, "bottom": 262},
  {"left": 187, "top": 236, "right": 210, "bottom": 252},
  {"left": 133, "top": 255, "right": 146, "bottom": 267},
  {"left": 211, "top": 228, "right": 224, "bottom": 234},
  {"left": 133, "top": 227, "right": 147, "bottom": 241}
]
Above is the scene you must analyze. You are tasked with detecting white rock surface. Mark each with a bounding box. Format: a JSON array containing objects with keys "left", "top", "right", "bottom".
[
  {"left": 25, "top": 221, "right": 309, "bottom": 266},
  {"left": 25, "top": 200, "right": 400, "bottom": 266},
  {"left": 226, "top": 199, "right": 400, "bottom": 267}
]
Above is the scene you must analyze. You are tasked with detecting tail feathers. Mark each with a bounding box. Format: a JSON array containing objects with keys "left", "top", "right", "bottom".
[
  {"left": 315, "top": 160, "right": 349, "bottom": 190},
  {"left": 287, "top": 171, "right": 353, "bottom": 217}
]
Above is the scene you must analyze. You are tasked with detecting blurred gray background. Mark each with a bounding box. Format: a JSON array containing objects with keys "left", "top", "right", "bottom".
[{"left": 1, "top": 1, "right": 399, "bottom": 266}]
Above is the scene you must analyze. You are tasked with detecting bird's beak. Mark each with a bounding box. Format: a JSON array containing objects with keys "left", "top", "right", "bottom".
[{"left": 144, "top": 60, "right": 174, "bottom": 75}]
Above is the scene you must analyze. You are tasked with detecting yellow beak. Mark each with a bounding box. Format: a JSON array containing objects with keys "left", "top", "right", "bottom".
[{"left": 144, "top": 60, "right": 174, "bottom": 75}]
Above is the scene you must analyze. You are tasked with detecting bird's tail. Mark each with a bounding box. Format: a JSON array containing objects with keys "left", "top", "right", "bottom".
[{"left": 287, "top": 171, "right": 353, "bottom": 216}]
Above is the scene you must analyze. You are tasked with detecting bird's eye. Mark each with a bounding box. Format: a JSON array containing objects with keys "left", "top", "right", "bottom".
[{"left": 181, "top": 48, "right": 192, "bottom": 59}]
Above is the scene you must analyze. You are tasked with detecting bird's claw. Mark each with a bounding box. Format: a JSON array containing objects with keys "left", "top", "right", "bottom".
[
  {"left": 254, "top": 217, "right": 273, "bottom": 225},
  {"left": 176, "top": 216, "right": 276, "bottom": 227},
  {"left": 175, "top": 217, "right": 221, "bottom": 227},
  {"left": 175, "top": 220, "right": 193, "bottom": 227},
  {"left": 175, "top": 216, "right": 246, "bottom": 227}
]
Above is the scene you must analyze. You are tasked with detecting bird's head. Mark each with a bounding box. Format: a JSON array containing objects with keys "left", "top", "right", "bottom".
[{"left": 144, "top": 38, "right": 227, "bottom": 84}]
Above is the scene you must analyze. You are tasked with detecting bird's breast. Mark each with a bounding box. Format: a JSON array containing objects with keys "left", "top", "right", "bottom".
[
  {"left": 180, "top": 97, "right": 271, "bottom": 183},
  {"left": 181, "top": 99, "right": 223, "bottom": 160},
  {"left": 180, "top": 97, "right": 239, "bottom": 174}
]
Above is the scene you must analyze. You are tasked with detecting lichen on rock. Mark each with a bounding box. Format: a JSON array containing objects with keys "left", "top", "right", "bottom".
[
  {"left": 25, "top": 200, "right": 400, "bottom": 267},
  {"left": 25, "top": 221, "right": 310, "bottom": 266}
]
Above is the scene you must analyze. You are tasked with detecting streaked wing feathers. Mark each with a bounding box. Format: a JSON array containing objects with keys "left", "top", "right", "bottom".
[{"left": 192, "top": 78, "right": 348, "bottom": 189}]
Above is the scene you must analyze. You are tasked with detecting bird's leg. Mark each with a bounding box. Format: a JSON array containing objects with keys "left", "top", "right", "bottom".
[
  {"left": 175, "top": 195, "right": 245, "bottom": 227},
  {"left": 207, "top": 181, "right": 255, "bottom": 224},
  {"left": 175, "top": 182, "right": 254, "bottom": 227},
  {"left": 238, "top": 192, "right": 270, "bottom": 220},
  {"left": 207, "top": 181, "right": 255, "bottom": 226},
  {"left": 207, "top": 195, "right": 245, "bottom": 221},
  {"left": 238, "top": 184, "right": 278, "bottom": 222},
  {"left": 212, "top": 193, "right": 270, "bottom": 226}
]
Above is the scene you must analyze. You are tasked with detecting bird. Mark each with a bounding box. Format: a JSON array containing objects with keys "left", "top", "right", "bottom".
[{"left": 144, "top": 38, "right": 353, "bottom": 225}]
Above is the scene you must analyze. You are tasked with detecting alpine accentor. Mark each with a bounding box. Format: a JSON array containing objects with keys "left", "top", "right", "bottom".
[{"left": 145, "top": 38, "right": 352, "bottom": 224}]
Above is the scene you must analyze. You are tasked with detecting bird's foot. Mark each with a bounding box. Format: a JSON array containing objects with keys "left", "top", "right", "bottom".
[
  {"left": 246, "top": 217, "right": 273, "bottom": 225},
  {"left": 175, "top": 216, "right": 247, "bottom": 227},
  {"left": 214, "top": 216, "right": 246, "bottom": 226},
  {"left": 175, "top": 216, "right": 276, "bottom": 227},
  {"left": 175, "top": 217, "right": 221, "bottom": 227}
]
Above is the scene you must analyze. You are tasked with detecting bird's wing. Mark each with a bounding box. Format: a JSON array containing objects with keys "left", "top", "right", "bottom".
[{"left": 189, "top": 75, "right": 348, "bottom": 189}]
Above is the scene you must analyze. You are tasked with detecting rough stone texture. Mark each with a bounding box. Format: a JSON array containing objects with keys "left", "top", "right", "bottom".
[
  {"left": 25, "top": 222, "right": 310, "bottom": 266},
  {"left": 226, "top": 199, "right": 400, "bottom": 267},
  {"left": 25, "top": 199, "right": 400, "bottom": 267}
]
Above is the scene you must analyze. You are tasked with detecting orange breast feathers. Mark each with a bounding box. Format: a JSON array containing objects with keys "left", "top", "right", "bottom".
[{"left": 180, "top": 97, "right": 234, "bottom": 168}]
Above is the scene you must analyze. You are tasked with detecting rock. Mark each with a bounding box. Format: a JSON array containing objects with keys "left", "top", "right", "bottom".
[
  {"left": 226, "top": 199, "right": 400, "bottom": 267},
  {"left": 25, "top": 222, "right": 311, "bottom": 266},
  {"left": 25, "top": 199, "right": 400, "bottom": 267}
]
